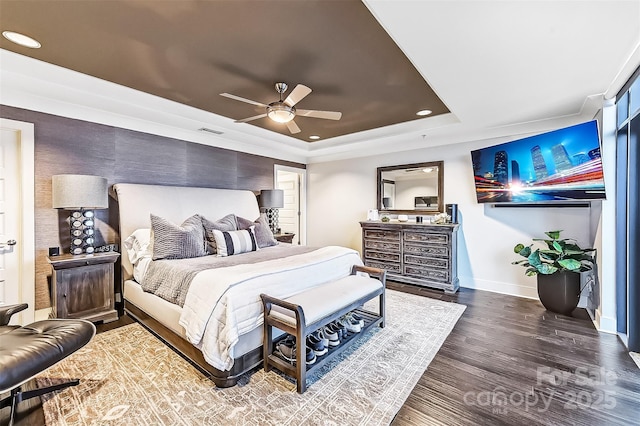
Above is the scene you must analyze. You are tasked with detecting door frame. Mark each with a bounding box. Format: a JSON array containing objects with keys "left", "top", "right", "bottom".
[
  {"left": 274, "top": 165, "right": 307, "bottom": 245},
  {"left": 0, "top": 118, "right": 35, "bottom": 324}
]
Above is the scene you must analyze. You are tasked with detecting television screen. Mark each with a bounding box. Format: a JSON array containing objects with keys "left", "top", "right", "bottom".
[{"left": 470, "top": 120, "right": 605, "bottom": 204}]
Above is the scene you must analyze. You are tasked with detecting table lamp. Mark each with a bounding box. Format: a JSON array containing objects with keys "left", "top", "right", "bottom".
[
  {"left": 52, "top": 174, "right": 108, "bottom": 254},
  {"left": 259, "top": 189, "right": 284, "bottom": 234}
]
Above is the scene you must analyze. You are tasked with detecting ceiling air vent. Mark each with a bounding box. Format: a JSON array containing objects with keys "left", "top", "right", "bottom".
[{"left": 198, "top": 127, "right": 224, "bottom": 135}]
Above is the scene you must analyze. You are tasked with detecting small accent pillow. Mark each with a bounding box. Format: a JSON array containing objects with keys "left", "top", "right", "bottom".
[
  {"left": 201, "top": 214, "right": 238, "bottom": 254},
  {"left": 123, "top": 228, "right": 152, "bottom": 265},
  {"left": 211, "top": 226, "right": 259, "bottom": 257},
  {"left": 237, "top": 214, "right": 278, "bottom": 248},
  {"left": 150, "top": 214, "right": 207, "bottom": 260}
]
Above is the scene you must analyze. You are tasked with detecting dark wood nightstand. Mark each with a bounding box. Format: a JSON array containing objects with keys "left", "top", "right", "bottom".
[
  {"left": 47, "top": 252, "right": 120, "bottom": 323},
  {"left": 273, "top": 232, "right": 295, "bottom": 244}
]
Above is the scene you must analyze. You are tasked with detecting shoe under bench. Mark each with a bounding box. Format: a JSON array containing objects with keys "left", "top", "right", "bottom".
[{"left": 260, "top": 265, "right": 386, "bottom": 393}]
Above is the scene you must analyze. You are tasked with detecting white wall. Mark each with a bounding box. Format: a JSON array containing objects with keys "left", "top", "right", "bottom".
[{"left": 307, "top": 125, "right": 603, "bottom": 301}]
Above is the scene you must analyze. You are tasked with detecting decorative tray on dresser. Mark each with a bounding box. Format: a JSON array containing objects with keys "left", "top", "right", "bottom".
[{"left": 359, "top": 221, "right": 459, "bottom": 293}]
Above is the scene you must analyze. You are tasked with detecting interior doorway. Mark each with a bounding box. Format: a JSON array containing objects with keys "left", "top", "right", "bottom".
[
  {"left": 0, "top": 118, "right": 35, "bottom": 325},
  {"left": 274, "top": 165, "right": 306, "bottom": 245}
]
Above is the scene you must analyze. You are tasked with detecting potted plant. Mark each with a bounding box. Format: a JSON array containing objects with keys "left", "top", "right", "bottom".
[{"left": 512, "top": 230, "right": 595, "bottom": 315}]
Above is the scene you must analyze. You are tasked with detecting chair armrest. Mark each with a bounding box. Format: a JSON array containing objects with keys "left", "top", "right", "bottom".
[{"left": 0, "top": 303, "right": 28, "bottom": 326}]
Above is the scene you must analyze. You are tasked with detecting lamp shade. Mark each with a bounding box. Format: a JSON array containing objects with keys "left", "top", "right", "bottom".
[
  {"left": 259, "top": 189, "right": 284, "bottom": 209},
  {"left": 52, "top": 174, "right": 108, "bottom": 209}
]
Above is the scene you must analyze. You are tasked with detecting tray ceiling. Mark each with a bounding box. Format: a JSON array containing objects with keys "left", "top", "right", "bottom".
[{"left": 0, "top": 0, "right": 449, "bottom": 142}]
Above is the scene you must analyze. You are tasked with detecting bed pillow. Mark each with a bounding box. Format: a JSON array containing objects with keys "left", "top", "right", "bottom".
[
  {"left": 150, "top": 214, "right": 207, "bottom": 260},
  {"left": 201, "top": 213, "right": 238, "bottom": 254},
  {"left": 237, "top": 214, "right": 278, "bottom": 248},
  {"left": 123, "top": 228, "right": 152, "bottom": 265},
  {"left": 211, "top": 226, "right": 259, "bottom": 257}
]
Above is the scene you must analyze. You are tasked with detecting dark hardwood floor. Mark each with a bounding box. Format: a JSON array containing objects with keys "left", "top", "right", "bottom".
[
  {"left": 388, "top": 282, "right": 640, "bottom": 426},
  {"left": 3, "top": 283, "right": 639, "bottom": 425}
]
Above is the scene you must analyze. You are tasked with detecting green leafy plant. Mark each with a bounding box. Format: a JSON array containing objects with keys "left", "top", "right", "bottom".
[{"left": 512, "top": 230, "right": 595, "bottom": 276}]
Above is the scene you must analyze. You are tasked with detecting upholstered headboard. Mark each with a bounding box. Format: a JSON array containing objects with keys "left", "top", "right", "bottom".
[{"left": 112, "top": 183, "right": 260, "bottom": 280}]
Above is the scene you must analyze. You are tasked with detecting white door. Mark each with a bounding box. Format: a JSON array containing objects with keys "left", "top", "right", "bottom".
[
  {"left": 276, "top": 170, "right": 300, "bottom": 244},
  {"left": 0, "top": 119, "right": 35, "bottom": 325},
  {"left": 275, "top": 166, "right": 306, "bottom": 245}
]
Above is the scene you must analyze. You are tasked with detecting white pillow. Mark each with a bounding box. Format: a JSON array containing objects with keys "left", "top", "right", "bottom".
[
  {"left": 211, "top": 226, "right": 259, "bottom": 257},
  {"left": 124, "top": 228, "right": 152, "bottom": 265}
]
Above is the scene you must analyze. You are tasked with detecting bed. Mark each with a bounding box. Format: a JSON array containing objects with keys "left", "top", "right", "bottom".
[{"left": 112, "top": 183, "right": 362, "bottom": 387}]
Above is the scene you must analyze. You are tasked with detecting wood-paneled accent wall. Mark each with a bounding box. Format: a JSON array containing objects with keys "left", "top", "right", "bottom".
[{"left": 1, "top": 105, "right": 305, "bottom": 310}]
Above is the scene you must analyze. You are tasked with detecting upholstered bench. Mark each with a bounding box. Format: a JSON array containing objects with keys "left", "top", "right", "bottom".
[
  {"left": 0, "top": 308, "right": 96, "bottom": 425},
  {"left": 260, "top": 265, "right": 386, "bottom": 393}
]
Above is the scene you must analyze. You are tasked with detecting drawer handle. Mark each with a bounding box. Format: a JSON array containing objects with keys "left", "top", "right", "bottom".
[
  {"left": 85, "top": 261, "right": 90, "bottom": 265},
  {"left": 63, "top": 294, "right": 67, "bottom": 298}
]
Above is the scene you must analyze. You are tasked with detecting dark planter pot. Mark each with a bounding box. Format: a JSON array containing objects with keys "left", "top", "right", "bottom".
[{"left": 537, "top": 271, "right": 581, "bottom": 315}]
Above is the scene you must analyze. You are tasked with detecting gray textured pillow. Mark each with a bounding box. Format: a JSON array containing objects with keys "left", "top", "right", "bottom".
[
  {"left": 237, "top": 214, "right": 277, "bottom": 248},
  {"left": 150, "top": 214, "right": 207, "bottom": 260},
  {"left": 202, "top": 214, "right": 238, "bottom": 254}
]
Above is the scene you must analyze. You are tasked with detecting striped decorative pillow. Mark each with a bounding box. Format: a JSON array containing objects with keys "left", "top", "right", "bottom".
[
  {"left": 150, "top": 214, "right": 207, "bottom": 260},
  {"left": 211, "top": 226, "right": 259, "bottom": 257},
  {"left": 202, "top": 213, "right": 238, "bottom": 254}
]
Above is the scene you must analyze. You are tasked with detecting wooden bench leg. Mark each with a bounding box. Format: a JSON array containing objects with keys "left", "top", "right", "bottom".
[
  {"left": 379, "top": 291, "right": 386, "bottom": 328},
  {"left": 296, "top": 322, "right": 307, "bottom": 393},
  {"left": 263, "top": 302, "right": 273, "bottom": 372}
]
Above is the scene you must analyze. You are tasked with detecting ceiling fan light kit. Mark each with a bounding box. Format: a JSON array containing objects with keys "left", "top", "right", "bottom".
[
  {"left": 267, "top": 102, "right": 296, "bottom": 123},
  {"left": 220, "top": 82, "right": 342, "bottom": 135}
]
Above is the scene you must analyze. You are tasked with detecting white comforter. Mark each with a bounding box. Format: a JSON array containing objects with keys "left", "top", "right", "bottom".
[{"left": 179, "top": 245, "right": 362, "bottom": 371}]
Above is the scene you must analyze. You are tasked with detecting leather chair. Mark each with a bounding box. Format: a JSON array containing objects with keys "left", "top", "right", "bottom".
[{"left": 0, "top": 304, "right": 95, "bottom": 426}]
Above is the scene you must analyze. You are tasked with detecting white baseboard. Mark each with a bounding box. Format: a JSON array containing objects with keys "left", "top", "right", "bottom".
[
  {"left": 595, "top": 309, "right": 617, "bottom": 333},
  {"left": 460, "top": 276, "right": 538, "bottom": 299}
]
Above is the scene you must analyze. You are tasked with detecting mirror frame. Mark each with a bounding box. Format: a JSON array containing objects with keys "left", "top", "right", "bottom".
[{"left": 376, "top": 161, "right": 444, "bottom": 214}]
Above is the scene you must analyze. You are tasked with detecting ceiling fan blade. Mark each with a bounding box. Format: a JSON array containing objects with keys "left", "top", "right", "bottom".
[
  {"left": 220, "top": 93, "right": 268, "bottom": 108},
  {"left": 296, "top": 109, "right": 342, "bottom": 120},
  {"left": 235, "top": 113, "right": 267, "bottom": 123},
  {"left": 284, "top": 84, "right": 312, "bottom": 107},
  {"left": 286, "top": 120, "right": 301, "bottom": 134}
]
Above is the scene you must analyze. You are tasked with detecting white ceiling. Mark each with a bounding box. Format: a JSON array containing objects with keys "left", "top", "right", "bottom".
[{"left": 1, "top": 0, "right": 639, "bottom": 164}]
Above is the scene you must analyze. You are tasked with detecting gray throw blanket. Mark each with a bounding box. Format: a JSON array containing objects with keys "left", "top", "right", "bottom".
[{"left": 141, "top": 245, "right": 318, "bottom": 306}]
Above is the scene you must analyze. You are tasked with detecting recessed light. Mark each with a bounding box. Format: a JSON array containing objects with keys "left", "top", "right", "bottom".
[
  {"left": 416, "top": 109, "right": 432, "bottom": 116},
  {"left": 2, "top": 31, "right": 41, "bottom": 48},
  {"left": 309, "top": 135, "right": 321, "bottom": 140}
]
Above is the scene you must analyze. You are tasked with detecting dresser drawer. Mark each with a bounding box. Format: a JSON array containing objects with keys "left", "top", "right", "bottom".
[
  {"left": 404, "top": 243, "right": 449, "bottom": 258},
  {"left": 365, "top": 250, "right": 401, "bottom": 263},
  {"left": 404, "top": 264, "right": 449, "bottom": 282},
  {"left": 403, "top": 231, "right": 449, "bottom": 245},
  {"left": 364, "top": 229, "right": 401, "bottom": 242},
  {"left": 364, "top": 259, "right": 402, "bottom": 274},
  {"left": 364, "top": 239, "right": 400, "bottom": 252},
  {"left": 404, "top": 254, "right": 448, "bottom": 270}
]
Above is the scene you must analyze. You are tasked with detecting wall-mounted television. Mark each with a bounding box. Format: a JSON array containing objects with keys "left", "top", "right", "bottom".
[{"left": 470, "top": 120, "right": 606, "bottom": 204}]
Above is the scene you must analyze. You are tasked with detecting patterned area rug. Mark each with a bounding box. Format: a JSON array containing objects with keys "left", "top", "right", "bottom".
[{"left": 39, "top": 289, "right": 465, "bottom": 425}]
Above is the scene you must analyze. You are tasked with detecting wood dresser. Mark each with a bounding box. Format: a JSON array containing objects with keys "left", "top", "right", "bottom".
[{"left": 359, "top": 221, "right": 459, "bottom": 293}]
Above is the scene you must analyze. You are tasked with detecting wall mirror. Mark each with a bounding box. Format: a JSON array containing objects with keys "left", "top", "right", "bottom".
[{"left": 377, "top": 161, "right": 444, "bottom": 214}]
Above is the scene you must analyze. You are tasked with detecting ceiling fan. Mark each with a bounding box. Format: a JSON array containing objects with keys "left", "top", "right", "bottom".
[{"left": 220, "top": 83, "right": 342, "bottom": 134}]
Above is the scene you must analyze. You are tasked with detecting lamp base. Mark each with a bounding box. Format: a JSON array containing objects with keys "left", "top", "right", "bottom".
[
  {"left": 69, "top": 210, "right": 96, "bottom": 255},
  {"left": 265, "top": 208, "right": 280, "bottom": 234}
]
